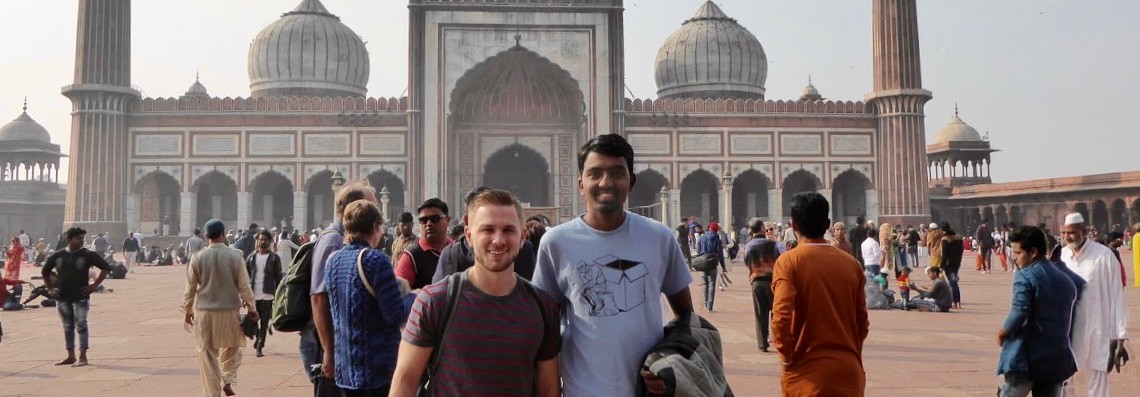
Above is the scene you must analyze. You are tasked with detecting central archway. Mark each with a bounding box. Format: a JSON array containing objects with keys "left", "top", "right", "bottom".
[
  {"left": 831, "top": 170, "right": 869, "bottom": 227},
  {"left": 448, "top": 44, "right": 585, "bottom": 211},
  {"left": 194, "top": 172, "right": 237, "bottom": 228},
  {"left": 733, "top": 170, "right": 770, "bottom": 225},
  {"left": 483, "top": 144, "right": 550, "bottom": 207},
  {"left": 138, "top": 172, "right": 181, "bottom": 236}
]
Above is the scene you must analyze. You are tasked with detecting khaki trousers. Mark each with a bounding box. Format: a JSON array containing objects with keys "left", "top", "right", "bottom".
[{"left": 197, "top": 345, "right": 242, "bottom": 397}]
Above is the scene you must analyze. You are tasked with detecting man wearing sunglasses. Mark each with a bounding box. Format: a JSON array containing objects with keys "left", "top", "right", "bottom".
[{"left": 394, "top": 198, "right": 453, "bottom": 290}]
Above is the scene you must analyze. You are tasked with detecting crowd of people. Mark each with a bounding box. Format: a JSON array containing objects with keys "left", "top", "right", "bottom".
[{"left": 1, "top": 132, "right": 1134, "bottom": 396}]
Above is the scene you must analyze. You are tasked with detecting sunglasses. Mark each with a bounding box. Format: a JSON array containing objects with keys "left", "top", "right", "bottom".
[{"left": 418, "top": 215, "right": 444, "bottom": 224}]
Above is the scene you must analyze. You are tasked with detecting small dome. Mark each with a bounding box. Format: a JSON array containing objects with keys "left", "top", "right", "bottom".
[
  {"left": 183, "top": 74, "right": 210, "bottom": 98},
  {"left": 799, "top": 77, "right": 822, "bottom": 101},
  {"left": 0, "top": 102, "right": 51, "bottom": 143},
  {"left": 654, "top": 1, "right": 767, "bottom": 100},
  {"left": 934, "top": 109, "right": 983, "bottom": 143},
  {"left": 247, "top": 0, "right": 369, "bottom": 98}
]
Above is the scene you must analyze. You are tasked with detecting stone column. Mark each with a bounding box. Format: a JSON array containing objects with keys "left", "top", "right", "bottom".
[
  {"left": 292, "top": 191, "right": 307, "bottom": 233},
  {"left": 721, "top": 171, "right": 733, "bottom": 230},
  {"left": 866, "top": 189, "right": 880, "bottom": 223},
  {"left": 125, "top": 194, "right": 140, "bottom": 235},
  {"left": 669, "top": 189, "right": 681, "bottom": 225},
  {"left": 658, "top": 186, "right": 670, "bottom": 224},
  {"left": 237, "top": 191, "right": 251, "bottom": 230},
  {"left": 180, "top": 192, "right": 196, "bottom": 235},
  {"left": 818, "top": 189, "right": 833, "bottom": 219},
  {"left": 768, "top": 189, "right": 782, "bottom": 224}
]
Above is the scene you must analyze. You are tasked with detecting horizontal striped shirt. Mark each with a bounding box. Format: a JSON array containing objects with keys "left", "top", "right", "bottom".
[{"left": 403, "top": 276, "right": 560, "bottom": 397}]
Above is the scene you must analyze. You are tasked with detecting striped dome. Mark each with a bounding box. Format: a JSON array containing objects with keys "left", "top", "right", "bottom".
[
  {"left": 247, "top": 0, "right": 369, "bottom": 98},
  {"left": 654, "top": 1, "right": 767, "bottom": 100}
]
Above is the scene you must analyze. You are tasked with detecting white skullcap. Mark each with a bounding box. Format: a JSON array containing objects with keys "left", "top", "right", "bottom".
[
  {"left": 929, "top": 222, "right": 938, "bottom": 229},
  {"left": 1064, "top": 212, "right": 1086, "bottom": 226}
]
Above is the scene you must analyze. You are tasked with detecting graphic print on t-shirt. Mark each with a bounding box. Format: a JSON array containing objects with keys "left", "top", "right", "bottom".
[{"left": 574, "top": 255, "right": 649, "bottom": 317}]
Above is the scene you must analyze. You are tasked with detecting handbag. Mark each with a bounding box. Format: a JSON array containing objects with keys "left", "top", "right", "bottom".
[
  {"left": 239, "top": 313, "right": 257, "bottom": 339},
  {"left": 691, "top": 253, "right": 718, "bottom": 273}
]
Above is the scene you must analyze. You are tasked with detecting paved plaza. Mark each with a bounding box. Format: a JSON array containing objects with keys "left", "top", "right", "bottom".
[{"left": 2, "top": 250, "right": 1139, "bottom": 396}]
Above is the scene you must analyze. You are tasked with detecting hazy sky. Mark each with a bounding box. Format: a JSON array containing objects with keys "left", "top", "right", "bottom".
[{"left": 1, "top": 0, "right": 1137, "bottom": 183}]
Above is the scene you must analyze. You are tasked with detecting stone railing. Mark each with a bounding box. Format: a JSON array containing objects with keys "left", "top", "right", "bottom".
[
  {"left": 624, "top": 98, "right": 869, "bottom": 114},
  {"left": 134, "top": 96, "right": 408, "bottom": 113}
]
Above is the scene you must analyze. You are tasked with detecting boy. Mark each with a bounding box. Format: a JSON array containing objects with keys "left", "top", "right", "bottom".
[{"left": 897, "top": 267, "right": 912, "bottom": 310}]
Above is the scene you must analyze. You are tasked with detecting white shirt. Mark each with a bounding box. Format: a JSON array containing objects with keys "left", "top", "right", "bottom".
[
  {"left": 861, "top": 237, "right": 881, "bottom": 265},
  {"left": 18, "top": 233, "right": 30, "bottom": 247},
  {"left": 1062, "top": 240, "right": 1129, "bottom": 370},
  {"left": 253, "top": 253, "right": 273, "bottom": 300}
]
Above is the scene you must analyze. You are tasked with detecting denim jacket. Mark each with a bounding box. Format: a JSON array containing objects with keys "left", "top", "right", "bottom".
[{"left": 996, "top": 259, "right": 1079, "bottom": 382}]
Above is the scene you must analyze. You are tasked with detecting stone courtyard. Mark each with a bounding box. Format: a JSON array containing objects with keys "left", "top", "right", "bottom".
[{"left": 2, "top": 250, "right": 1139, "bottom": 396}]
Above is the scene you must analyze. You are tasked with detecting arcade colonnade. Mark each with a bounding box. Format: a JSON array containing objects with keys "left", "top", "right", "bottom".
[
  {"left": 937, "top": 195, "right": 1140, "bottom": 235},
  {"left": 127, "top": 165, "right": 407, "bottom": 236},
  {"left": 628, "top": 164, "right": 879, "bottom": 230}
]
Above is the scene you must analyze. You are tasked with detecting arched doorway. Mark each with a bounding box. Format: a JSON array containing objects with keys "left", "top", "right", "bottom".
[
  {"left": 1010, "top": 205, "right": 1022, "bottom": 227},
  {"left": 367, "top": 170, "right": 406, "bottom": 223},
  {"left": 137, "top": 172, "right": 180, "bottom": 236},
  {"left": 681, "top": 169, "right": 719, "bottom": 223},
  {"left": 630, "top": 169, "right": 668, "bottom": 208},
  {"left": 1072, "top": 203, "right": 1090, "bottom": 228},
  {"left": 831, "top": 170, "right": 870, "bottom": 227},
  {"left": 1110, "top": 199, "right": 1127, "bottom": 232},
  {"left": 250, "top": 172, "right": 293, "bottom": 230},
  {"left": 782, "top": 170, "right": 821, "bottom": 217},
  {"left": 194, "top": 172, "right": 237, "bottom": 228},
  {"left": 448, "top": 44, "right": 585, "bottom": 207},
  {"left": 483, "top": 144, "right": 550, "bottom": 207},
  {"left": 982, "top": 207, "right": 995, "bottom": 225},
  {"left": 733, "top": 170, "right": 770, "bottom": 226},
  {"left": 307, "top": 171, "right": 335, "bottom": 230},
  {"left": 1091, "top": 200, "right": 1109, "bottom": 232},
  {"left": 967, "top": 208, "right": 982, "bottom": 233}
]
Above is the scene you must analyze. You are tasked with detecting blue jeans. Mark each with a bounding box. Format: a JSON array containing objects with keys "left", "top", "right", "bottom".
[
  {"left": 702, "top": 268, "right": 718, "bottom": 311},
  {"left": 864, "top": 264, "right": 881, "bottom": 275},
  {"left": 56, "top": 299, "right": 90, "bottom": 350},
  {"left": 945, "top": 268, "right": 961, "bottom": 304},
  {"left": 999, "top": 372, "right": 1062, "bottom": 397},
  {"left": 300, "top": 322, "right": 343, "bottom": 396}
]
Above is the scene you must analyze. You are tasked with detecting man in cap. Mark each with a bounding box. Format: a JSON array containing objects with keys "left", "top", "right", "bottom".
[
  {"left": 182, "top": 219, "right": 258, "bottom": 397},
  {"left": 1060, "top": 212, "right": 1129, "bottom": 397},
  {"left": 925, "top": 222, "right": 945, "bottom": 269}
]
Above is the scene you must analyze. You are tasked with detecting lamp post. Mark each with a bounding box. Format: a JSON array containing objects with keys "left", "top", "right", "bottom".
[
  {"left": 380, "top": 186, "right": 391, "bottom": 221},
  {"left": 721, "top": 170, "right": 733, "bottom": 231},
  {"left": 331, "top": 169, "right": 346, "bottom": 193},
  {"left": 658, "top": 185, "right": 669, "bottom": 224}
]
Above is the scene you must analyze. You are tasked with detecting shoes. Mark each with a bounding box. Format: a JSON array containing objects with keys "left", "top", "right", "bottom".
[
  {"left": 760, "top": 346, "right": 769, "bottom": 352},
  {"left": 719, "top": 285, "right": 726, "bottom": 291},
  {"left": 256, "top": 348, "right": 264, "bottom": 357}
]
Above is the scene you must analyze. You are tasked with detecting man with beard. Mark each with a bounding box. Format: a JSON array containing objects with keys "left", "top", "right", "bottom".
[
  {"left": 532, "top": 134, "right": 694, "bottom": 396},
  {"left": 432, "top": 187, "right": 538, "bottom": 283},
  {"left": 394, "top": 199, "right": 453, "bottom": 290},
  {"left": 390, "top": 212, "right": 417, "bottom": 264},
  {"left": 1060, "top": 213, "right": 1129, "bottom": 397},
  {"left": 245, "top": 230, "right": 282, "bottom": 358},
  {"left": 391, "top": 189, "right": 561, "bottom": 397}
]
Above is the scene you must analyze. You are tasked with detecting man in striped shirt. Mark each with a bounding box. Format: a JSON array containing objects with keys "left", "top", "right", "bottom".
[{"left": 391, "top": 189, "right": 561, "bottom": 397}]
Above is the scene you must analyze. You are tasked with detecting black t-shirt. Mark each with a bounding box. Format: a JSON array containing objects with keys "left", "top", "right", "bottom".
[
  {"left": 675, "top": 224, "right": 690, "bottom": 246},
  {"left": 907, "top": 231, "right": 920, "bottom": 246},
  {"left": 42, "top": 248, "right": 110, "bottom": 302}
]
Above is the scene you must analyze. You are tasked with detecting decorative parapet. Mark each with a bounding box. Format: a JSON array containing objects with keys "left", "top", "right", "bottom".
[
  {"left": 623, "top": 98, "right": 868, "bottom": 115},
  {"left": 134, "top": 96, "right": 408, "bottom": 113}
]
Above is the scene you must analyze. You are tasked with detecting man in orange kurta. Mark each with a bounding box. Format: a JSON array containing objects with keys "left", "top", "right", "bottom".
[{"left": 772, "top": 192, "right": 870, "bottom": 396}]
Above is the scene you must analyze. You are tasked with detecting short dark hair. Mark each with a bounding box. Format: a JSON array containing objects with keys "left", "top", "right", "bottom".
[
  {"left": 397, "top": 212, "right": 414, "bottom": 224},
  {"left": 786, "top": 193, "right": 825, "bottom": 238},
  {"left": 417, "top": 198, "right": 449, "bottom": 216},
  {"left": 577, "top": 133, "right": 634, "bottom": 175},
  {"left": 64, "top": 227, "right": 86, "bottom": 240},
  {"left": 867, "top": 228, "right": 878, "bottom": 239},
  {"left": 193, "top": 228, "right": 201, "bottom": 236},
  {"left": 927, "top": 266, "right": 942, "bottom": 276},
  {"left": 257, "top": 230, "right": 273, "bottom": 241},
  {"left": 249, "top": 223, "right": 259, "bottom": 231},
  {"left": 744, "top": 239, "right": 780, "bottom": 265},
  {"left": 940, "top": 222, "right": 953, "bottom": 234},
  {"left": 748, "top": 217, "right": 765, "bottom": 234},
  {"left": 1009, "top": 226, "right": 1047, "bottom": 258}
]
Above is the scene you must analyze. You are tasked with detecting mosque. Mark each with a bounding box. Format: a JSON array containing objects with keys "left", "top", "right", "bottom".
[{"left": 1, "top": 0, "right": 1137, "bottom": 241}]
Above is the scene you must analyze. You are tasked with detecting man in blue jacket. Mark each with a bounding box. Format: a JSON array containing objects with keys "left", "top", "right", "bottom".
[{"left": 996, "top": 226, "right": 1078, "bottom": 396}]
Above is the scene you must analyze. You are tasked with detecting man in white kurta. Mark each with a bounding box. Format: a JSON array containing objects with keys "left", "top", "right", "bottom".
[{"left": 1061, "top": 213, "right": 1128, "bottom": 397}]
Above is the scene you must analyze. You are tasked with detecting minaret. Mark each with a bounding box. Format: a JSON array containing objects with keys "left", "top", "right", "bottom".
[
  {"left": 62, "top": 0, "right": 138, "bottom": 236},
  {"left": 867, "top": 0, "right": 932, "bottom": 226}
]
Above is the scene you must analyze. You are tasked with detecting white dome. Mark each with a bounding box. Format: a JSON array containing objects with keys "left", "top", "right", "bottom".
[
  {"left": 247, "top": 0, "right": 369, "bottom": 98},
  {"left": 183, "top": 74, "right": 210, "bottom": 98},
  {"left": 934, "top": 112, "right": 983, "bottom": 143},
  {"left": 799, "top": 77, "right": 822, "bottom": 101},
  {"left": 654, "top": 1, "right": 767, "bottom": 99},
  {"left": 0, "top": 104, "right": 51, "bottom": 143}
]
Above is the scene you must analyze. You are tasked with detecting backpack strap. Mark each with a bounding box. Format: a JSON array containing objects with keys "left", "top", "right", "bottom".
[
  {"left": 356, "top": 249, "right": 375, "bottom": 298},
  {"left": 517, "top": 277, "right": 549, "bottom": 361},
  {"left": 426, "top": 271, "right": 465, "bottom": 384}
]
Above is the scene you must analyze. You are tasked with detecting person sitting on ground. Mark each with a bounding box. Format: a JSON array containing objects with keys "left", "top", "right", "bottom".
[
  {"left": 873, "top": 268, "right": 894, "bottom": 302},
  {"left": 864, "top": 271, "right": 891, "bottom": 310},
  {"left": 909, "top": 266, "right": 952, "bottom": 312}
]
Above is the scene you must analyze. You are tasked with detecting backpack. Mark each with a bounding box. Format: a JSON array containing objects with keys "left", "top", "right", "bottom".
[
  {"left": 271, "top": 229, "right": 337, "bottom": 333},
  {"left": 108, "top": 262, "right": 127, "bottom": 279}
]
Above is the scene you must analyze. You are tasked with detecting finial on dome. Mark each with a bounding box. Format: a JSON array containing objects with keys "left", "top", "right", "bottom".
[
  {"left": 514, "top": 33, "right": 522, "bottom": 47},
  {"left": 195, "top": 70, "right": 200, "bottom": 82},
  {"left": 22, "top": 96, "right": 27, "bottom": 113},
  {"left": 954, "top": 102, "right": 959, "bottom": 117},
  {"left": 808, "top": 74, "right": 813, "bottom": 84}
]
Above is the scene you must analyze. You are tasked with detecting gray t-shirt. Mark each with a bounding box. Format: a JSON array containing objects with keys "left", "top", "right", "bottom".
[
  {"left": 533, "top": 211, "right": 693, "bottom": 397},
  {"left": 311, "top": 221, "right": 345, "bottom": 295}
]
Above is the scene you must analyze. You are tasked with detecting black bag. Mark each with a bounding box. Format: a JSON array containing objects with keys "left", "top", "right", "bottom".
[
  {"left": 108, "top": 262, "right": 127, "bottom": 279},
  {"left": 691, "top": 253, "right": 718, "bottom": 273},
  {"left": 240, "top": 313, "right": 257, "bottom": 339},
  {"left": 271, "top": 229, "right": 338, "bottom": 333}
]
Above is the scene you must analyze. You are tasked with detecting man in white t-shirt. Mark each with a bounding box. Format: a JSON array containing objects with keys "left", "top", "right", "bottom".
[
  {"left": 533, "top": 134, "right": 694, "bottom": 397},
  {"left": 244, "top": 230, "right": 282, "bottom": 358},
  {"left": 861, "top": 228, "right": 882, "bottom": 275}
]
